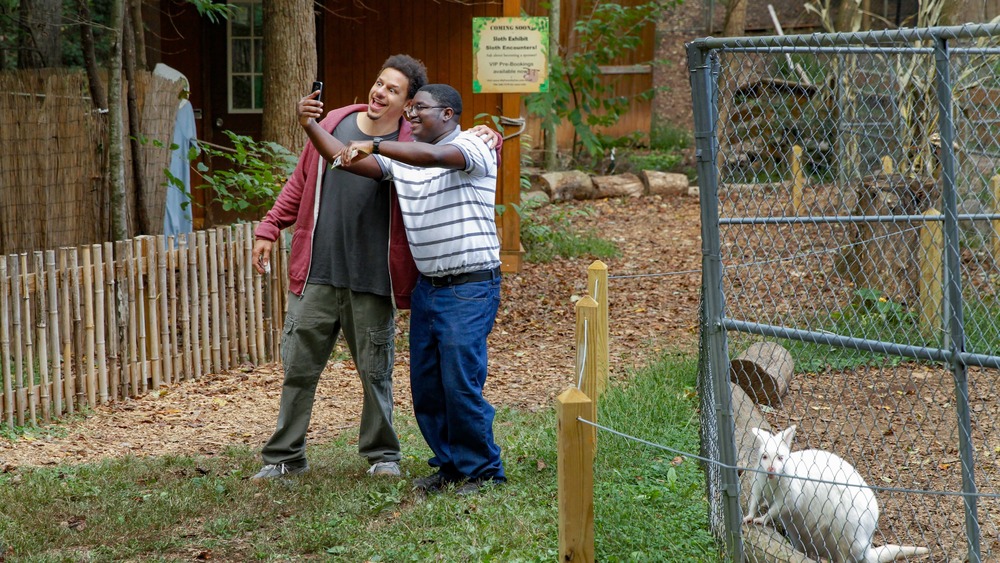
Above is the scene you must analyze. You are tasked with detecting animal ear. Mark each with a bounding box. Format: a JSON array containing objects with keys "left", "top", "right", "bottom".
[
  {"left": 780, "top": 425, "right": 797, "bottom": 447},
  {"left": 750, "top": 427, "right": 766, "bottom": 443}
]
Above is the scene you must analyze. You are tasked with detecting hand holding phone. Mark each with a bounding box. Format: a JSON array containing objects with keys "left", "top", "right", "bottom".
[{"left": 311, "top": 81, "right": 324, "bottom": 101}]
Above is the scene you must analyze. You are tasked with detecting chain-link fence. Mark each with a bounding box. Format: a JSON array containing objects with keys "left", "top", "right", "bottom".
[{"left": 691, "top": 23, "right": 1000, "bottom": 562}]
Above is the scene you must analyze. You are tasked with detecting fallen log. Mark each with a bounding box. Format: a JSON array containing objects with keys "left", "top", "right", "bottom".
[
  {"left": 641, "top": 170, "right": 689, "bottom": 196},
  {"left": 730, "top": 342, "right": 794, "bottom": 407},
  {"left": 537, "top": 170, "right": 594, "bottom": 201},
  {"left": 592, "top": 173, "right": 644, "bottom": 198}
]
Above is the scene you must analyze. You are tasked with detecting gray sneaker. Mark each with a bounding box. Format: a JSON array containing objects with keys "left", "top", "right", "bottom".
[
  {"left": 252, "top": 462, "right": 309, "bottom": 480},
  {"left": 367, "top": 461, "right": 401, "bottom": 477}
]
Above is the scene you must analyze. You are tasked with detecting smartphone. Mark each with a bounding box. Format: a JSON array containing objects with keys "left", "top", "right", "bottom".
[{"left": 311, "top": 81, "right": 324, "bottom": 101}]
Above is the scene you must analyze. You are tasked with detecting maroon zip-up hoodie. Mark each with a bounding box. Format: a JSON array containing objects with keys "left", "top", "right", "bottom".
[{"left": 253, "top": 104, "right": 418, "bottom": 308}]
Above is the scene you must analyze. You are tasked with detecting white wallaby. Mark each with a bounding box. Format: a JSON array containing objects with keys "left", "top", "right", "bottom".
[{"left": 744, "top": 426, "right": 930, "bottom": 562}]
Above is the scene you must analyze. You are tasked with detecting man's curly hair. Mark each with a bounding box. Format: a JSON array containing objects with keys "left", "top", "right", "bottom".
[{"left": 381, "top": 54, "right": 428, "bottom": 99}]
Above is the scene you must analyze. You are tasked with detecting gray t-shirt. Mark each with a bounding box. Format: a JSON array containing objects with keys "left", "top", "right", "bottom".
[{"left": 307, "top": 113, "right": 400, "bottom": 295}]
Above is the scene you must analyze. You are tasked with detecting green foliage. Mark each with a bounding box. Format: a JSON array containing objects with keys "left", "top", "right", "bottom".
[
  {"left": 625, "top": 151, "right": 684, "bottom": 172},
  {"left": 649, "top": 123, "right": 692, "bottom": 152},
  {"left": 190, "top": 130, "right": 297, "bottom": 216},
  {"left": 0, "top": 354, "right": 718, "bottom": 560},
  {"left": 525, "top": 1, "right": 676, "bottom": 160},
  {"left": 184, "top": 0, "right": 234, "bottom": 24},
  {"left": 509, "top": 198, "right": 620, "bottom": 263},
  {"left": 784, "top": 288, "right": 917, "bottom": 374},
  {"left": 0, "top": 0, "right": 226, "bottom": 71}
]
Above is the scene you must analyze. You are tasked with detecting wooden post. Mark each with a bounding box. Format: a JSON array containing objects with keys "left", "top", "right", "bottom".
[
  {"left": 0, "top": 257, "right": 12, "bottom": 427},
  {"left": 575, "top": 296, "right": 599, "bottom": 448},
  {"left": 557, "top": 387, "right": 595, "bottom": 563},
  {"left": 92, "top": 245, "right": 108, "bottom": 404},
  {"left": 790, "top": 145, "right": 805, "bottom": 214},
  {"left": 499, "top": 0, "right": 524, "bottom": 273},
  {"left": 919, "top": 209, "right": 944, "bottom": 342},
  {"left": 586, "top": 261, "right": 609, "bottom": 396},
  {"left": 34, "top": 252, "right": 51, "bottom": 422}
]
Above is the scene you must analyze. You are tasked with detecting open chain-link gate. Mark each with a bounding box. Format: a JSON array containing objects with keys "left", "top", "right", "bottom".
[{"left": 692, "top": 23, "right": 1000, "bottom": 562}]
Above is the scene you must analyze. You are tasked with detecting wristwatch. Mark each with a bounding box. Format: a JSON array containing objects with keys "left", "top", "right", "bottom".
[{"left": 372, "top": 137, "right": 382, "bottom": 154}]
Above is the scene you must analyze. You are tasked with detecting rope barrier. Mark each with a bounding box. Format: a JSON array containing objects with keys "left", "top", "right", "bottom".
[{"left": 577, "top": 416, "right": 1000, "bottom": 500}]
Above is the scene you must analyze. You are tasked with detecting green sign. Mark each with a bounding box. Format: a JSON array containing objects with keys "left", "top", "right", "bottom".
[{"left": 473, "top": 17, "right": 549, "bottom": 94}]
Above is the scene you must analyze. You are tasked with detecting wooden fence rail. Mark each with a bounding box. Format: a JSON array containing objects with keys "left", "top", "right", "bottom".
[{"left": 0, "top": 222, "right": 288, "bottom": 428}]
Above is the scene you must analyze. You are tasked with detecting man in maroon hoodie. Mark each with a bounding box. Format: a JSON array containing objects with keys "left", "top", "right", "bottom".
[{"left": 249, "top": 55, "right": 427, "bottom": 480}]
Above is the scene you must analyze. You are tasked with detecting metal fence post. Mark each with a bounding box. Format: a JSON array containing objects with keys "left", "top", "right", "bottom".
[
  {"left": 688, "top": 41, "right": 743, "bottom": 562},
  {"left": 934, "top": 33, "right": 981, "bottom": 563}
]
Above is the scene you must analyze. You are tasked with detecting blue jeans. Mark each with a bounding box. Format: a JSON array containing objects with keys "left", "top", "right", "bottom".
[{"left": 410, "top": 275, "right": 505, "bottom": 482}]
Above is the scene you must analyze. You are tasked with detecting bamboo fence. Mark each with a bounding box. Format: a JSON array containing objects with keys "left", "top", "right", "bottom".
[
  {"left": 0, "top": 69, "right": 180, "bottom": 255},
  {"left": 0, "top": 222, "right": 288, "bottom": 428}
]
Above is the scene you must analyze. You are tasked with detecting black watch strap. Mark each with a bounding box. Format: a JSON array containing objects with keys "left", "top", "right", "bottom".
[{"left": 372, "top": 137, "right": 383, "bottom": 154}]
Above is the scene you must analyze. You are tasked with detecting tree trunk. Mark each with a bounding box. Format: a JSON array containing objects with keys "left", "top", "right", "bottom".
[
  {"left": 108, "top": 0, "right": 129, "bottom": 241},
  {"left": 544, "top": 0, "right": 560, "bottom": 171},
  {"left": 722, "top": 0, "right": 747, "bottom": 36},
  {"left": 261, "top": 0, "right": 316, "bottom": 152},
  {"left": 939, "top": 0, "right": 986, "bottom": 25},
  {"left": 124, "top": 11, "right": 148, "bottom": 234},
  {"left": 78, "top": 0, "right": 107, "bottom": 109},
  {"left": 17, "top": 0, "right": 62, "bottom": 68},
  {"left": 128, "top": 0, "right": 147, "bottom": 70},
  {"left": 835, "top": 0, "right": 862, "bottom": 32}
]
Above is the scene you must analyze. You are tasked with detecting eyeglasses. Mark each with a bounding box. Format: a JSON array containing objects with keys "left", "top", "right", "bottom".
[{"left": 404, "top": 103, "right": 449, "bottom": 118}]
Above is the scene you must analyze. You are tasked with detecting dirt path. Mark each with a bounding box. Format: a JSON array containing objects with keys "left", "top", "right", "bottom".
[{"left": 0, "top": 194, "right": 702, "bottom": 469}]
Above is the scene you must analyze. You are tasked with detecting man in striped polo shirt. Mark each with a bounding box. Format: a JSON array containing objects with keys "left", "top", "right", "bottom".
[{"left": 297, "top": 83, "right": 505, "bottom": 496}]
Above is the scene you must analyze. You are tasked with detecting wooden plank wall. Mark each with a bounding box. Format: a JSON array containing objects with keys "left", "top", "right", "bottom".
[
  {"left": 0, "top": 223, "right": 286, "bottom": 428},
  {"left": 521, "top": 0, "right": 656, "bottom": 149},
  {"left": 321, "top": 1, "right": 506, "bottom": 131}
]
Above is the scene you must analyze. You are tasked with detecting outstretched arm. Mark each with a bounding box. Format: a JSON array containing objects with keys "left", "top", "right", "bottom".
[
  {"left": 336, "top": 127, "right": 497, "bottom": 171},
  {"left": 296, "top": 92, "right": 383, "bottom": 180},
  {"left": 337, "top": 138, "right": 468, "bottom": 171}
]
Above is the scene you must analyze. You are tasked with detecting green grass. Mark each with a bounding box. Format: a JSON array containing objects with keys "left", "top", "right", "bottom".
[
  {"left": 0, "top": 354, "right": 718, "bottom": 561},
  {"left": 773, "top": 288, "right": 1000, "bottom": 374}
]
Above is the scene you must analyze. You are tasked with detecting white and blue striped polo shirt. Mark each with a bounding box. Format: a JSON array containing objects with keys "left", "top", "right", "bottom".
[{"left": 374, "top": 126, "right": 501, "bottom": 277}]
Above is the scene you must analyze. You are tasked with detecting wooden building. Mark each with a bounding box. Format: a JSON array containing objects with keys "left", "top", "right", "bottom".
[{"left": 148, "top": 0, "right": 529, "bottom": 271}]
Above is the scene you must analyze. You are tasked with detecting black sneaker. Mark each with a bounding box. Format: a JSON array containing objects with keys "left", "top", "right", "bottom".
[{"left": 412, "top": 471, "right": 452, "bottom": 493}]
